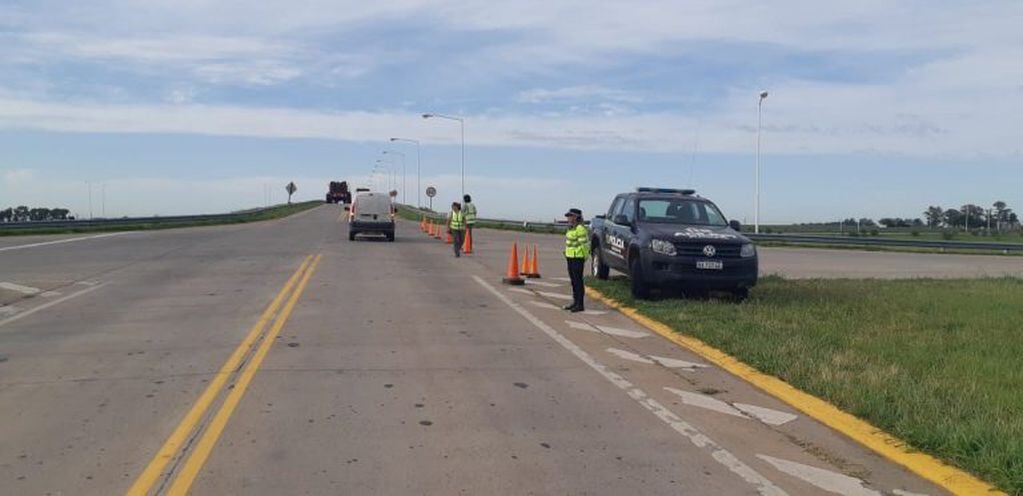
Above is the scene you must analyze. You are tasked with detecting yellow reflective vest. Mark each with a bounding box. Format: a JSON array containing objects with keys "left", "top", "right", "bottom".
[
  {"left": 463, "top": 202, "right": 477, "bottom": 225},
  {"left": 564, "top": 224, "right": 589, "bottom": 259},
  {"left": 449, "top": 210, "right": 466, "bottom": 231}
]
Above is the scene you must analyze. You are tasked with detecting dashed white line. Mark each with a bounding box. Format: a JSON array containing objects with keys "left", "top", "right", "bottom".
[
  {"left": 757, "top": 454, "right": 881, "bottom": 496},
  {"left": 566, "top": 320, "right": 650, "bottom": 338},
  {"left": 734, "top": 403, "right": 798, "bottom": 427},
  {"left": 0, "top": 283, "right": 105, "bottom": 328},
  {"left": 536, "top": 290, "right": 572, "bottom": 301},
  {"left": 665, "top": 387, "right": 747, "bottom": 418},
  {"left": 475, "top": 275, "right": 787, "bottom": 496},
  {"left": 524, "top": 280, "right": 563, "bottom": 288},
  {"left": 606, "top": 347, "right": 655, "bottom": 364},
  {"left": 0, "top": 232, "right": 133, "bottom": 253}
]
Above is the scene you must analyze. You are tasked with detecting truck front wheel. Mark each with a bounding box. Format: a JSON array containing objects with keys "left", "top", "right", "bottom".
[
  {"left": 592, "top": 248, "right": 610, "bottom": 280},
  {"left": 629, "top": 256, "right": 651, "bottom": 300}
]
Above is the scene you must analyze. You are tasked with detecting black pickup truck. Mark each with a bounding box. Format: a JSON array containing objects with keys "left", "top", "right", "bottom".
[{"left": 589, "top": 188, "right": 758, "bottom": 299}]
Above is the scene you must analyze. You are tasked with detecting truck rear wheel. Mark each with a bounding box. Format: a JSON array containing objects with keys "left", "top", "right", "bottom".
[
  {"left": 629, "top": 256, "right": 650, "bottom": 300},
  {"left": 592, "top": 248, "right": 610, "bottom": 280},
  {"left": 349, "top": 231, "right": 357, "bottom": 241}
]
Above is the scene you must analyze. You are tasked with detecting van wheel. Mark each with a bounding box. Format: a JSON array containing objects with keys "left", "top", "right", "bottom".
[
  {"left": 629, "top": 256, "right": 650, "bottom": 300},
  {"left": 592, "top": 248, "right": 610, "bottom": 280},
  {"left": 349, "top": 231, "right": 357, "bottom": 241},
  {"left": 386, "top": 232, "right": 395, "bottom": 242}
]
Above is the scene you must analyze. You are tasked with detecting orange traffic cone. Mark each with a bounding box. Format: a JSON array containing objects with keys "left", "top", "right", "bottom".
[
  {"left": 462, "top": 229, "right": 474, "bottom": 254},
  {"left": 502, "top": 243, "right": 525, "bottom": 285},
  {"left": 520, "top": 245, "right": 532, "bottom": 276},
  {"left": 525, "top": 244, "right": 542, "bottom": 278},
  {"left": 433, "top": 223, "right": 442, "bottom": 239},
  {"left": 445, "top": 228, "right": 453, "bottom": 244}
]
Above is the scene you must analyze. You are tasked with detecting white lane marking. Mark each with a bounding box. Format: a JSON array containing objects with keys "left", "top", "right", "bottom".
[
  {"left": 582, "top": 309, "right": 608, "bottom": 316},
  {"left": 552, "top": 277, "right": 571, "bottom": 282},
  {"left": 892, "top": 489, "right": 931, "bottom": 496},
  {"left": 474, "top": 275, "right": 787, "bottom": 495},
  {"left": 665, "top": 387, "right": 747, "bottom": 418},
  {"left": 524, "top": 280, "right": 563, "bottom": 288},
  {"left": 734, "top": 403, "right": 798, "bottom": 426},
  {"left": 757, "top": 455, "right": 881, "bottom": 496},
  {"left": 0, "top": 283, "right": 105, "bottom": 328},
  {"left": 529, "top": 301, "right": 562, "bottom": 310},
  {"left": 651, "top": 355, "right": 707, "bottom": 370},
  {"left": 606, "top": 347, "right": 655, "bottom": 364},
  {"left": 0, "top": 232, "right": 133, "bottom": 253},
  {"left": 41, "top": 291, "right": 61, "bottom": 297},
  {"left": 0, "top": 282, "right": 42, "bottom": 295},
  {"left": 0, "top": 306, "right": 19, "bottom": 316},
  {"left": 565, "top": 320, "right": 650, "bottom": 338},
  {"left": 537, "top": 290, "right": 573, "bottom": 301}
]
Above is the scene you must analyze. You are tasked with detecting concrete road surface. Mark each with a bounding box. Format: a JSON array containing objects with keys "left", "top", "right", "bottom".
[{"left": 2, "top": 205, "right": 1000, "bottom": 495}]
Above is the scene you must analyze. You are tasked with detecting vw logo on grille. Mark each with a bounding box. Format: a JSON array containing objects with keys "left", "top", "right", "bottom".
[{"left": 702, "top": 245, "right": 716, "bottom": 257}]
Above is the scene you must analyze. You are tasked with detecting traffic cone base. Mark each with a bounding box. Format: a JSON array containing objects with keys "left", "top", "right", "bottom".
[{"left": 502, "top": 242, "right": 526, "bottom": 285}]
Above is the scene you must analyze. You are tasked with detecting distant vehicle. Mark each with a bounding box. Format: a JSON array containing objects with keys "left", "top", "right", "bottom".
[
  {"left": 348, "top": 191, "right": 395, "bottom": 242},
  {"left": 589, "top": 187, "right": 757, "bottom": 300},
  {"left": 326, "top": 181, "right": 352, "bottom": 204}
]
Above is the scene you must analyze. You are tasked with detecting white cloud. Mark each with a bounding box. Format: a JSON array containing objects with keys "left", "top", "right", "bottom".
[
  {"left": 518, "top": 85, "right": 642, "bottom": 104},
  {"left": 2, "top": 168, "right": 34, "bottom": 184}
]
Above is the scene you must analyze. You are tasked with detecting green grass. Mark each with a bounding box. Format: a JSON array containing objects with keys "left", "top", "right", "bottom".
[
  {"left": 0, "top": 201, "right": 322, "bottom": 236},
  {"left": 395, "top": 205, "right": 566, "bottom": 234},
  {"left": 588, "top": 275, "right": 1023, "bottom": 494}
]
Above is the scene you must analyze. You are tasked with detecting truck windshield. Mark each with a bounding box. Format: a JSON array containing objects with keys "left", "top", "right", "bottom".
[{"left": 637, "top": 199, "right": 727, "bottom": 226}]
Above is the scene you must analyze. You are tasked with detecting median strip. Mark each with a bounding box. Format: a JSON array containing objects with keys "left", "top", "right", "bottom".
[{"left": 126, "top": 254, "right": 315, "bottom": 496}]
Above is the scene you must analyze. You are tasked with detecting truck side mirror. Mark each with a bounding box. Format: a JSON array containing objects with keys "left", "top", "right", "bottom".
[
  {"left": 729, "top": 220, "right": 741, "bottom": 231},
  {"left": 613, "top": 214, "right": 631, "bottom": 226}
]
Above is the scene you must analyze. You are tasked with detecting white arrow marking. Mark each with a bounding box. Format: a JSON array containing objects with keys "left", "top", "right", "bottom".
[
  {"left": 757, "top": 455, "right": 881, "bottom": 496},
  {"left": 650, "top": 355, "right": 707, "bottom": 370},
  {"left": 525, "top": 280, "right": 563, "bottom": 288},
  {"left": 606, "top": 347, "right": 655, "bottom": 364},
  {"left": 565, "top": 320, "right": 649, "bottom": 338},
  {"left": 892, "top": 490, "right": 931, "bottom": 496},
  {"left": 734, "top": 403, "right": 798, "bottom": 426},
  {"left": 537, "top": 290, "right": 573, "bottom": 301},
  {"left": 0, "top": 282, "right": 42, "bottom": 295},
  {"left": 528, "top": 301, "right": 561, "bottom": 310},
  {"left": 665, "top": 387, "right": 746, "bottom": 418}
]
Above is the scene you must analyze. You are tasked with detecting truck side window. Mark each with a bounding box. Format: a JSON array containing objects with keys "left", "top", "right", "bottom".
[
  {"left": 623, "top": 198, "right": 637, "bottom": 224},
  {"left": 608, "top": 197, "right": 624, "bottom": 218}
]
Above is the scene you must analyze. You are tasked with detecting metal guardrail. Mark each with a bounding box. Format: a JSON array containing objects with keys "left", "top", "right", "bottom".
[
  {"left": 400, "top": 205, "right": 1022, "bottom": 253},
  {"left": 0, "top": 207, "right": 282, "bottom": 231}
]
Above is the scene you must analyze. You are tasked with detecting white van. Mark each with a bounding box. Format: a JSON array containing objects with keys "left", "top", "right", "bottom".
[{"left": 348, "top": 192, "right": 395, "bottom": 241}]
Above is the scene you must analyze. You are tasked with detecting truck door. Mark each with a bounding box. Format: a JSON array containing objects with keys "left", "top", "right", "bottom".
[
  {"left": 616, "top": 197, "right": 638, "bottom": 265},
  {"left": 604, "top": 196, "right": 632, "bottom": 270}
]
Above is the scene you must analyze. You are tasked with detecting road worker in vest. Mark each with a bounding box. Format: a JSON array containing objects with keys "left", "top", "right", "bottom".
[
  {"left": 462, "top": 194, "right": 477, "bottom": 239},
  {"left": 563, "top": 208, "right": 590, "bottom": 312},
  {"left": 448, "top": 202, "right": 467, "bottom": 257}
]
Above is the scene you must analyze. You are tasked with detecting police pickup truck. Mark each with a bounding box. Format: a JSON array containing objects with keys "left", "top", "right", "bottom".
[{"left": 589, "top": 188, "right": 757, "bottom": 299}]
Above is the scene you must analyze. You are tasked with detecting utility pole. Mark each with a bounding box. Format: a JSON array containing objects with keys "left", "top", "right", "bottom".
[{"left": 754, "top": 90, "right": 768, "bottom": 233}]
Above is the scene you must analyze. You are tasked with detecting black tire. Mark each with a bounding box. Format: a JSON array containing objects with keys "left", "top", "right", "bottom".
[
  {"left": 386, "top": 232, "right": 395, "bottom": 242},
  {"left": 732, "top": 287, "right": 750, "bottom": 301},
  {"left": 349, "top": 231, "right": 357, "bottom": 241},
  {"left": 629, "top": 256, "right": 650, "bottom": 300},
  {"left": 592, "top": 246, "right": 610, "bottom": 280}
]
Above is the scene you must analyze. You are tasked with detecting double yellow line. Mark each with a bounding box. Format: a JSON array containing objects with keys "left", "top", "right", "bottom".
[{"left": 127, "top": 254, "right": 322, "bottom": 496}]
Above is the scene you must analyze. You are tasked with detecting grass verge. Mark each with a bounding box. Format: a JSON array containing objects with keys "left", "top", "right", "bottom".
[
  {"left": 588, "top": 275, "right": 1023, "bottom": 494},
  {"left": 0, "top": 201, "right": 322, "bottom": 236}
]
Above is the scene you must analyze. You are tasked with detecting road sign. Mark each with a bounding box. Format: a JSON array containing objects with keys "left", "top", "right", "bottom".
[
  {"left": 285, "top": 182, "right": 297, "bottom": 204},
  {"left": 426, "top": 186, "right": 436, "bottom": 198}
]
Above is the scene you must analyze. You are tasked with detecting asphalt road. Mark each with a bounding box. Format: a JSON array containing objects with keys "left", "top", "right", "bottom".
[{"left": 1, "top": 205, "right": 998, "bottom": 495}]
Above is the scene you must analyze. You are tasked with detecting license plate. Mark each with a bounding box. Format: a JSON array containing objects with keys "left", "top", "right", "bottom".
[{"left": 696, "top": 260, "right": 723, "bottom": 270}]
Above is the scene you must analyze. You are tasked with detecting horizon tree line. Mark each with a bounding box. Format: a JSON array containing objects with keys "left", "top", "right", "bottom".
[{"left": 0, "top": 206, "right": 73, "bottom": 223}]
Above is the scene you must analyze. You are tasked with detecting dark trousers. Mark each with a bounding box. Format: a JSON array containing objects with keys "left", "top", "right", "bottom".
[
  {"left": 566, "top": 257, "right": 585, "bottom": 309},
  {"left": 452, "top": 229, "right": 465, "bottom": 256}
]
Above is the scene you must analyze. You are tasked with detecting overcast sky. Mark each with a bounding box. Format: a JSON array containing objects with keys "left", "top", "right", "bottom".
[{"left": 1, "top": 1, "right": 1021, "bottom": 222}]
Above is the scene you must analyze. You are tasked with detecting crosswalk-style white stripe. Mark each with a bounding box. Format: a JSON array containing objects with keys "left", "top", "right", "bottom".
[
  {"left": 606, "top": 347, "right": 655, "bottom": 364},
  {"left": 734, "top": 403, "right": 799, "bottom": 426},
  {"left": 665, "top": 387, "right": 746, "bottom": 417},
  {"left": 536, "top": 290, "right": 572, "bottom": 301},
  {"left": 0, "top": 282, "right": 43, "bottom": 295},
  {"left": 566, "top": 320, "right": 649, "bottom": 338},
  {"left": 757, "top": 455, "right": 882, "bottom": 496},
  {"left": 650, "top": 355, "right": 707, "bottom": 370},
  {"left": 524, "top": 280, "right": 563, "bottom": 288}
]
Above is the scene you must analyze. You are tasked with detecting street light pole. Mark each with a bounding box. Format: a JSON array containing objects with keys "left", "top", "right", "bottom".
[
  {"left": 755, "top": 90, "right": 768, "bottom": 234},
  {"left": 383, "top": 150, "right": 406, "bottom": 204},
  {"left": 422, "top": 113, "right": 465, "bottom": 198},
  {"left": 390, "top": 137, "right": 421, "bottom": 208}
]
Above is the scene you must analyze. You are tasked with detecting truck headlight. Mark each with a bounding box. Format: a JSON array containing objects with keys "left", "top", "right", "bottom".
[
  {"left": 650, "top": 239, "right": 677, "bottom": 256},
  {"left": 740, "top": 243, "right": 756, "bottom": 258}
]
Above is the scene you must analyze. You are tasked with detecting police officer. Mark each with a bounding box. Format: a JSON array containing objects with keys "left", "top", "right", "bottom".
[
  {"left": 462, "top": 194, "right": 478, "bottom": 239},
  {"left": 448, "top": 202, "right": 466, "bottom": 257},
  {"left": 563, "top": 208, "right": 589, "bottom": 312}
]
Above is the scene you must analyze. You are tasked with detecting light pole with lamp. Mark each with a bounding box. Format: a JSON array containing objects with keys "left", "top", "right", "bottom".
[
  {"left": 390, "top": 137, "right": 421, "bottom": 208},
  {"left": 422, "top": 113, "right": 465, "bottom": 198},
  {"left": 382, "top": 150, "right": 406, "bottom": 204},
  {"left": 755, "top": 90, "right": 768, "bottom": 234}
]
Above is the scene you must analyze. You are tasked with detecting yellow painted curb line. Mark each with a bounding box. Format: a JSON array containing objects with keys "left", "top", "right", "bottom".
[{"left": 585, "top": 286, "right": 1004, "bottom": 496}]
